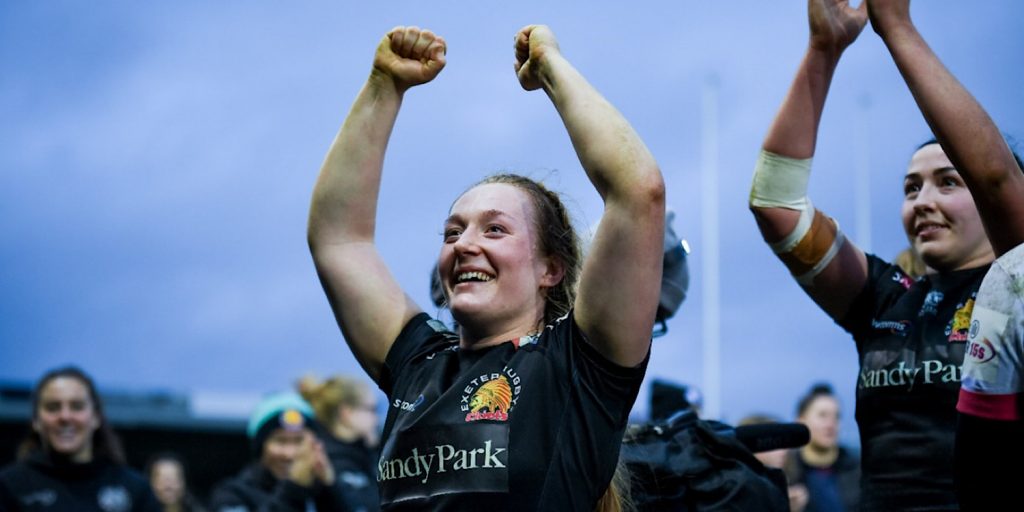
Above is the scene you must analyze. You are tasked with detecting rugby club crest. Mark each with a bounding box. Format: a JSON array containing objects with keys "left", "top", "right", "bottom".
[{"left": 461, "top": 367, "right": 522, "bottom": 422}]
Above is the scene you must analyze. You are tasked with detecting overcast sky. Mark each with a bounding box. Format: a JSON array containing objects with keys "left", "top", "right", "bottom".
[{"left": 3, "top": 1, "right": 1023, "bottom": 445}]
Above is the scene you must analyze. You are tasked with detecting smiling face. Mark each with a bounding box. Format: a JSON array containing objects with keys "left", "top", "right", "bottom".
[
  {"left": 33, "top": 376, "right": 101, "bottom": 462},
  {"left": 260, "top": 428, "right": 307, "bottom": 480},
  {"left": 439, "top": 182, "right": 563, "bottom": 340},
  {"left": 901, "top": 144, "right": 993, "bottom": 272}
]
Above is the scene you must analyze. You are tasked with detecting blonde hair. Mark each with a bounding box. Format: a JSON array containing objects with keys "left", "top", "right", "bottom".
[
  {"left": 594, "top": 460, "right": 635, "bottom": 512},
  {"left": 296, "top": 374, "right": 370, "bottom": 429},
  {"left": 895, "top": 247, "right": 928, "bottom": 279}
]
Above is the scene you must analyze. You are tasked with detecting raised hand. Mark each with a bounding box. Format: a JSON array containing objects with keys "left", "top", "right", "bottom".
[
  {"left": 513, "top": 24, "right": 561, "bottom": 91},
  {"left": 288, "top": 432, "right": 335, "bottom": 487},
  {"left": 373, "top": 26, "right": 447, "bottom": 91},
  {"left": 310, "top": 437, "right": 335, "bottom": 486},
  {"left": 809, "top": 0, "right": 869, "bottom": 53},
  {"left": 865, "top": 0, "right": 912, "bottom": 36}
]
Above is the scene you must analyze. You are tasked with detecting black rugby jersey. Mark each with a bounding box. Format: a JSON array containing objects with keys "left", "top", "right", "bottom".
[
  {"left": 0, "top": 454, "right": 160, "bottom": 512},
  {"left": 840, "top": 254, "right": 988, "bottom": 511},
  {"left": 377, "top": 312, "right": 647, "bottom": 511}
]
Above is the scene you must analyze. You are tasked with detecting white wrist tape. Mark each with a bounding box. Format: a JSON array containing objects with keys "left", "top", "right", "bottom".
[{"left": 750, "top": 150, "right": 812, "bottom": 210}]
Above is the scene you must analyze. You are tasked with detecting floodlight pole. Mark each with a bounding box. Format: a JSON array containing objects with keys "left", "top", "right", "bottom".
[{"left": 701, "top": 76, "right": 721, "bottom": 420}]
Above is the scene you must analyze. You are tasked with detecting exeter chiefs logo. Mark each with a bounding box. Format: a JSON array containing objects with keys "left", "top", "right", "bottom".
[
  {"left": 945, "top": 296, "right": 976, "bottom": 342},
  {"left": 461, "top": 367, "right": 521, "bottom": 422}
]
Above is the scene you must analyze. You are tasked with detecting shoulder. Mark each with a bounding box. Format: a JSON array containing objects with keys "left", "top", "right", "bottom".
[
  {"left": 0, "top": 461, "right": 30, "bottom": 479},
  {"left": 865, "top": 254, "right": 916, "bottom": 291},
  {"left": 107, "top": 464, "right": 151, "bottom": 493},
  {"left": 0, "top": 459, "right": 48, "bottom": 489},
  {"left": 0, "top": 461, "right": 34, "bottom": 492},
  {"left": 381, "top": 313, "right": 459, "bottom": 387},
  {"left": 209, "top": 467, "right": 251, "bottom": 498}
]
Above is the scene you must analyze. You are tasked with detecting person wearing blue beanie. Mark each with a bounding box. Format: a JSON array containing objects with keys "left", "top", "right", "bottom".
[{"left": 209, "top": 392, "right": 353, "bottom": 512}]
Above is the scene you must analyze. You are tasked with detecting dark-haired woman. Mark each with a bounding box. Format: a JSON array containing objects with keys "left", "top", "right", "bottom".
[
  {"left": 749, "top": 0, "right": 1021, "bottom": 509},
  {"left": 0, "top": 366, "right": 160, "bottom": 511},
  {"left": 783, "top": 384, "right": 859, "bottom": 512},
  {"left": 856, "top": 1, "right": 1024, "bottom": 510},
  {"left": 308, "top": 24, "right": 664, "bottom": 511}
]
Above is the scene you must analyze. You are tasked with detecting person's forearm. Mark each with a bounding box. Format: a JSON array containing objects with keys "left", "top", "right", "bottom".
[
  {"left": 878, "top": 22, "right": 1018, "bottom": 193},
  {"left": 877, "top": 18, "right": 1024, "bottom": 249},
  {"left": 762, "top": 46, "right": 842, "bottom": 159},
  {"left": 539, "top": 53, "right": 661, "bottom": 202},
  {"left": 309, "top": 72, "right": 404, "bottom": 247}
]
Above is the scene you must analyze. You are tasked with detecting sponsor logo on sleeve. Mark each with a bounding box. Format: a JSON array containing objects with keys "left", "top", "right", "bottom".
[
  {"left": 892, "top": 271, "right": 914, "bottom": 290},
  {"left": 965, "top": 336, "right": 997, "bottom": 364},
  {"left": 963, "top": 305, "right": 1010, "bottom": 382}
]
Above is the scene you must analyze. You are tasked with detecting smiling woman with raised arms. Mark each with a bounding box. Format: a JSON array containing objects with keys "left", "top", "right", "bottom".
[{"left": 308, "top": 24, "right": 664, "bottom": 511}]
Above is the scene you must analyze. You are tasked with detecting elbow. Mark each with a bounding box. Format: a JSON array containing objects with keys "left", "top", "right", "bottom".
[
  {"left": 635, "top": 164, "right": 666, "bottom": 210},
  {"left": 749, "top": 202, "right": 768, "bottom": 219},
  {"left": 306, "top": 216, "right": 324, "bottom": 253}
]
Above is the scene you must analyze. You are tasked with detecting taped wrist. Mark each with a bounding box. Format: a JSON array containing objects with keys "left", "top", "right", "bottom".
[
  {"left": 749, "top": 150, "right": 812, "bottom": 210},
  {"left": 778, "top": 209, "right": 845, "bottom": 286}
]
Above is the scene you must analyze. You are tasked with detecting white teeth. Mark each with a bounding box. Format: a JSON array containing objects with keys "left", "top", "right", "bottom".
[{"left": 457, "top": 271, "right": 493, "bottom": 283}]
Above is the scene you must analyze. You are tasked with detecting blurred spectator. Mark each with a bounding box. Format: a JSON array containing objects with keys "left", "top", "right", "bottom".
[
  {"left": 146, "top": 452, "right": 206, "bottom": 512},
  {"left": 0, "top": 366, "right": 160, "bottom": 511},
  {"left": 739, "top": 414, "right": 808, "bottom": 512},
  {"left": 783, "top": 384, "right": 859, "bottom": 512},
  {"left": 298, "top": 375, "right": 380, "bottom": 511},
  {"left": 208, "top": 392, "right": 349, "bottom": 512}
]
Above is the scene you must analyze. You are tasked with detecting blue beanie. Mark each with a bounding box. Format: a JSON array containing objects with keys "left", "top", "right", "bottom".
[{"left": 247, "top": 392, "right": 316, "bottom": 456}]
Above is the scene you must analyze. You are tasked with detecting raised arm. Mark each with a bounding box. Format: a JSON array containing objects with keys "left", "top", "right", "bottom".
[
  {"left": 308, "top": 27, "right": 446, "bottom": 382},
  {"left": 868, "top": 0, "right": 1024, "bottom": 254},
  {"left": 749, "top": 0, "right": 870, "bottom": 320},
  {"left": 514, "top": 25, "right": 665, "bottom": 367}
]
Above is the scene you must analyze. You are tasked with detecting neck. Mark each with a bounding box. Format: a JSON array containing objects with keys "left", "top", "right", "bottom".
[
  {"left": 452, "top": 292, "right": 549, "bottom": 349},
  {"left": 46, "top": 446, "right": 93, "bottom": 465},
  {"left": 800, "top": 443, "right": 839, "bottom": 467},
  {"left": 459, "top": 324, "right": 541, "bottom": 350},
  {"left": 456, "top": 312, "right": 544, "bottom": 350}
]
